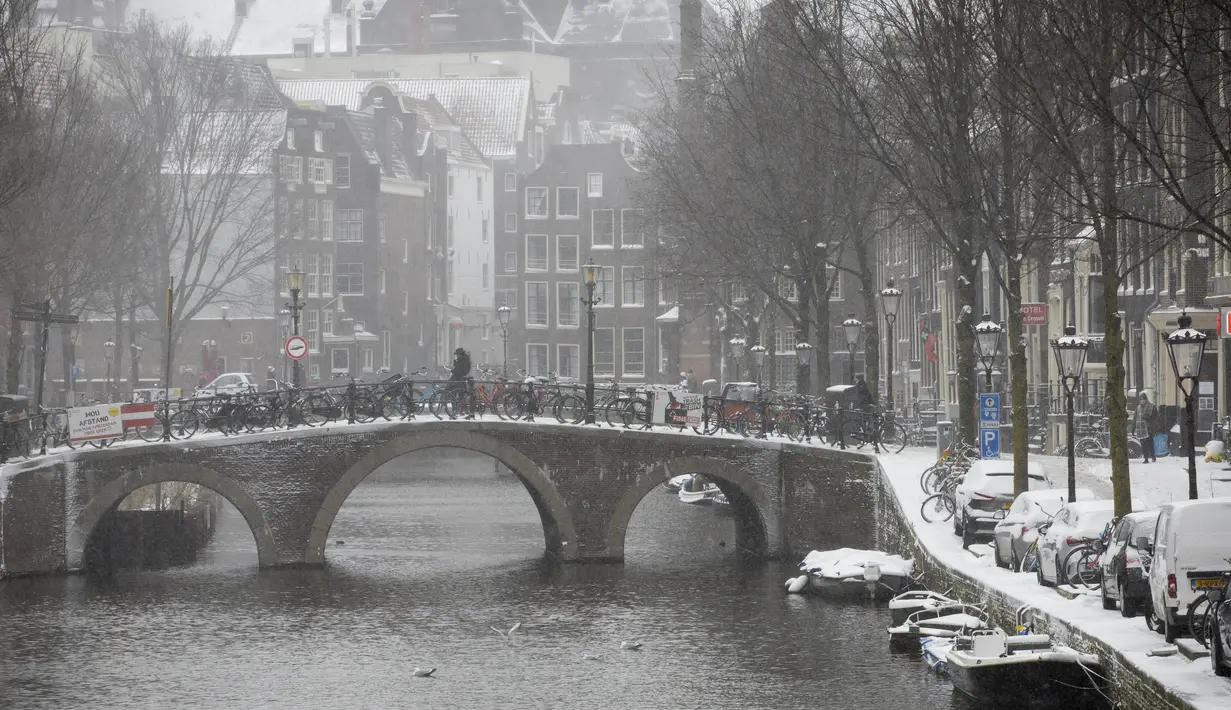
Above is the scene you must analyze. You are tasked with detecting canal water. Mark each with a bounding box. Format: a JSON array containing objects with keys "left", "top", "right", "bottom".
[{"left": 0, "top": 451, "right": 967, "bottom": 709}]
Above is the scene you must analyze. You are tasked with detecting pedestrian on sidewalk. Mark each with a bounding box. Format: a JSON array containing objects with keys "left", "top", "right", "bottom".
[{"left": 1135, "top": 391, "right": 1160, "bottom": 463}]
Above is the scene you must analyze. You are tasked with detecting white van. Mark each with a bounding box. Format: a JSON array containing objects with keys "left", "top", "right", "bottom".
[{"left": 1144, "top": 498, "right": 1231, "bottom": 642}]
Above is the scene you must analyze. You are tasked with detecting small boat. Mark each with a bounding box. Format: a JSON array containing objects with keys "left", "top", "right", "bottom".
[
  {"left": 887, "top": 603, "right": 989, "bottom": 649},
  {"left": 889, "top": 589, "right": 956, "bottom": 626},
  {"left": 919, "top": 636, "right": 953, "bottom": 676},
  {"left": 798, "top": 548, "right": 915, "bottom": 598},
  {"left": 946, "top": 629, "right": 1109, "bottom": 708},
  {"left": 678, "top": 475, "right": 720, "bottom": 505},
  {"left": 661, "top": 474, "right": 691, "bottom": 493}
]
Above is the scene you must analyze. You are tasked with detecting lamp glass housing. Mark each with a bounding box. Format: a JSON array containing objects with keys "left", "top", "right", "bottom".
[
  {"left": 880, "top": 281, "right": 902, "bottom": 319},
  {"left": 729, "top": 337, "right": 746, "bottom": 359},
  {"left": 750, "top": 344, "right": 767, "bottom": 367},
  {"left": 842, "top": 316, "right": 862, "bottom": 349},
  {"left": 581, "top": 259, "right": 599, "bottom": 287},
  {"left": 497, "top": 305, "right": 512, "bottom": 327},
  {"left": 794, "top": 341, "right": 814, "bottom": 366},
  {"left": 287, "top": 265, "right": 303, "bottom": 294}
]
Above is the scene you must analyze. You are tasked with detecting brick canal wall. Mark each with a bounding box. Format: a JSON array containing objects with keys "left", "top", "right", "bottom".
[{"left": 874, "top": 463, "right": 1194, "bottom": 710}]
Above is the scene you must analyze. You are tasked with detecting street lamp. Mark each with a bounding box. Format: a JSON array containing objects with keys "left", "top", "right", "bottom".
[
  {"left": 730, "top": 337, "right": 746, "bottom": 381},
  {"left": 581, "top": 258, "right": 601, "bottom": 424},
  {"left": 750, "top": 344, "right": 767, "bottom": 387},
  {"left": 285, "top": 264, "right": 304, "bottom": 388},
  {"left": 842, "top": 314, "right": 862, "bottom": 384},
  {"left": 880, "top": 280, "right": 902, "bottom": 412},
  {"left": 1165, "top": 311, "right": 1210, "bottom": 500},
  {"left": 496, "top": 305, "right": 512, "bottom": 379},
  {"left": 1051, "top": 323, "right": 1089, "bottom": 502},
  {"left": 974, "top": 312, "right": 1003, "bottom": 392},
  {"left": 103, "top": 340, "right": 115, "bottom": 398},
  {"left": 278, "top": 309, "right": 291, "bottom": 384},
  {"left": 793, "top": 340, "right": 814, "bottom": 392}
]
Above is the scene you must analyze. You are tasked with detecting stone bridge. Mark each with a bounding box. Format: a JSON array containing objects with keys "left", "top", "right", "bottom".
[{"left": 0, "top": 420, "right": 880, "bottom": 576}]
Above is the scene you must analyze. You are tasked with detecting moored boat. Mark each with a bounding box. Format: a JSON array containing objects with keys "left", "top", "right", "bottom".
[
  {"left": 678, "top": 475, "right": 720, "bottom": 505},
  {"left": 946, "top": 629, "right": 1110, "bottom": 709},
  {"left": 662, "top": 474, "right": 691, "bottom": 493},
  {"left": 887, "top": 603, "right": 989, "bottom": 649},
  {"left": 797, "top": 548, "right": 915, "bottom": 598},
  {"left": 889, "top": 589, "right": 956, "bottom": 626}
]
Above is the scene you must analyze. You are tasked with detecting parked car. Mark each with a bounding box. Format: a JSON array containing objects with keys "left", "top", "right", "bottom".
[
  {"left": 1144, "top": 498, "right": 1231, "bottom": 642},
  {"left": 1208, "top": 571, "right": 1231, "bottom": 677},
  {"left": 1037, "top": 499, "right": 1144, "bottom": 587},
  {"left": 1098, "top": 510, "right": 1160, "bottom": 616},
  {"left": 992, "top": 488, "right": 1095, "bottom": 570},
  {"left": 954, "top": 460, "right": 1049, "bottom": 548},
  {"left": 193, "top": 372, "right": 258, "bottom": 399}
]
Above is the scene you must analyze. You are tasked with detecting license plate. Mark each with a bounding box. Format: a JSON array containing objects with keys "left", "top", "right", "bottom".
[
  {"left": 1191, "top": 578, "right": 1228, "bottom": 590},
  {"left": 1002, "top": 502, "right": 1012, "bottom": 509}
]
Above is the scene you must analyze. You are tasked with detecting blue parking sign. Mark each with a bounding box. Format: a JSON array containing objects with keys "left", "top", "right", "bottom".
[
  {"left": 980, "top": 427, "right": 1001, "bottom": 459},
  {"left": 979, "top": 393, "right": 1000, "bottom": 426}
]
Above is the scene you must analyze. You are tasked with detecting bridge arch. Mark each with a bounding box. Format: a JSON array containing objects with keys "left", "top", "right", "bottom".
[
  {"left": 305, "top": 428, "right": 578, "bottom": 563},
  {"left": 606, "top": 457, "right": 778, "bottom": 560},
  {"left": 66, "top": 463, "right": 278, "bottom": 571}
]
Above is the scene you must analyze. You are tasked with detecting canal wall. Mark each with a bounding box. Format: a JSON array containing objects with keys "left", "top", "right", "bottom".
[{"left": 875, "top": 462, "right": 1196, "bottom": 710}]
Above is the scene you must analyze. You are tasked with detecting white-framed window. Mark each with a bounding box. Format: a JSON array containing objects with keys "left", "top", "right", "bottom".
[
  {"left": 558, "top": 344, "right": 579, "bottom": 378},
  {"left": 306, "top": 309, "right": 319, "bottom": 353},
  {"left": 308, "top": 157, "right": 332, "bottom": 184},
  {"left": 775, "top": 327, "right": 797, "bottom": 354},
  {"left": 426, "top": 263, "right": 433, "bottom": 299},
  {"left": 621, "top": 208, "right": 645, "bottom": 248},
  {"left": 335, "top": 155, "right": 350, "bottom": 188},
  {"left": 477, "top": 176, "right": 484, "bottom": 202},
  {"left": 482, "top": 314, "right": 491, "bottom": 340},
  {"left": 276, "top": 197, "right": 288, "bottom": 239},
  {"left": 403, "top": 238, "right": 409, "bottom": 263},
  {"left": 447, "top": 173, "right": 454, "bottom": 197},
  {"left": 337, "top": 209, "right": 363, "bottom": 242},
  {"left": 482, "top": 217, "right": 489, "bottom": 243},
  {"left": 557, "top": 235, "right": 579, "bottom": 271},
  {"left": 363, "top": 347, "right": 374, "bottom": 372},
  {"left": 526, "top": 281, "right": 549, "bottom": 326},
  {"left": 622, "top": 327, "right": 645, "bottom": 377},
  {"left": 596, "top": 266, "right": 615, "bottom": 306},
  {"left": 592, "top": 209, "right": 614, "bottom": 247},
  {"left": 322, "top": 310, "right": 333, "bottom": 336},
  {"left": 557, "top": 282, "right": 580, "bottom": 326},
  {"left": 447, "top": 215, "right": 454, "bottom": 247},
  {"left": 306, "top": 253, "right": 319, "bottom": 297},
  {"left": 621, "top": 266, "right": 645, "bottom": 306},
  {"left": 482, "top": 262, "right": 489, "bottom": 288},
  {"left": 321, "top": 200, "right": 333, "bottom": 241},
  {"left": 731, "top": 282, "right": 747, "bottom": 302},
  {"left": 306, "top": 200, "right": 319, "bottom": 239},
  {"left": 279, "top": 155, "right": 303, "bottom": 184},
  {"left": 826, "top": 266, "right": 842, "bottom": 300},
  {"left": 779, "top": 278, "right": 798, "bottom": 301},
  {"left": 527, "top": 343, "right": 550, "bottom": 376},
  {"left": 379, "top": 214, "right": 386, "bottom": 243},
  {"left": 505, "top": 252, "right": 518, "bottom": 272},
  {"left": 504, "top": 172, "right": 517, "bottom": 192},
  {"left": 336, "top": 263, "right": 363, "bottom": 295},
  {"left": 309, "top": 363, "right": 320, "bottom": 381},
  {"left": 381, "top": 330, "right": 391, "bottom": 370},
  {"left": 286, "top": 129, "right": 295, "bottom": 150},
  {"left": 504, "top": 213, "right": 516, "bottom": 232},
  {"left": 556, "top": 187, "right": 580, "bottom": 218},
  {"left": 594, "top": 328, "right": 615, "bottom": 376},
  {"left": 403, "top": 290, "right": 409, "bottom": 315},
  {"left": 526, "top": 234, "right": 548, "bottom": 271},
  {"left": 288, "top": 198, "right": 302, "bottom": 239},
  {"left": 587, "top": 173, "right": 603, "bottom": 197},
  {"left": 526, "top": 186, "right": 548, "bottom": 218},
  {"left": 321, "top": 255, "right": 333, "bottom": 296},
  {"left": 379, "top": 268, "right": 387, "bottom": 295},
  {"left": 331, "top": 348, "right": 349, "bottom": 373},
  {"left": 314, "top": 130, "right": 324, "bottom": 152}
]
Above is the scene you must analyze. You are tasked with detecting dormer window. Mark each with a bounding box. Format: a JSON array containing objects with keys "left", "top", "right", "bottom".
[
  {"left": 314, "top": 130, "right": 324, "bottom": 152},
  {"left": 286, "top": 128, "right": 295, "bottom": 150},
  {"left": 292, "top": 38, "right": 313, "bottom": 58}
]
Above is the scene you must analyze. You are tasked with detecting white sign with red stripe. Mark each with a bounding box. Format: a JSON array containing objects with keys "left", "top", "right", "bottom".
[
  {"left": 69, "top": 404, "right": 123, "bottom": 443},
  {"left": 121, "top": 402, "right": 157, "bottom": 429}
]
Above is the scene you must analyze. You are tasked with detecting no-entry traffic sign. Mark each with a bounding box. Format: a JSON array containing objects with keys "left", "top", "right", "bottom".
[{"left": 285, "top": 335, "right": 308, "bottom": 360}]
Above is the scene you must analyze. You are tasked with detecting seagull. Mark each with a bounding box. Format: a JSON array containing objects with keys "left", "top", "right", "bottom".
[
  {"left": 412, "top": 667, "right": 436, "bottom": 678},
  {"left": 489, "top": 622, "right": 522, "bottom": 644},
  {"left": 620, "top": 641, "right": 643, "bottom": 651}
]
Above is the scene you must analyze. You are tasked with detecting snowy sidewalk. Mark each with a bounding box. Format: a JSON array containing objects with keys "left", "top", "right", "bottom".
[{"left": 879, "top": 448, "right": 1231, "bottom": 710}]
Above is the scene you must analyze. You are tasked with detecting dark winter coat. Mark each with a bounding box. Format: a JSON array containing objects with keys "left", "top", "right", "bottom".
[{"left": 449, "top": 351, "right": 472, "bottom": 381}]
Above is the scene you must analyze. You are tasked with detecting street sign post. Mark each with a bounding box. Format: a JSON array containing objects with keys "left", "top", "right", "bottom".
[
  {"left": 979, "top": 392, "right": 1001, "bottom": 459},
  {"left": 980, "top": 428, "right": 1001, "bottom": 460},
  {"left": 285, "top": 335, "right": 308, "bottom": 361}
]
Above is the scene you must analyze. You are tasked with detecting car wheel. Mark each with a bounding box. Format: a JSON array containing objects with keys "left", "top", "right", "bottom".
[
  {"left": 994, "top": 542, "right": 1008, "bottom": 569},
  {"left": 1010, "top": 547, "right": 1020, "bottom": 572},
  {"left": 961, "top": 515, "right": 974, "bottom": 549},
  {"left": 1163, "top": 609, "right": 1178, "bottom": 643},
  {"left": 1102, "top": 581, "right": 1116, "bottom": 611},
  {"left": 1146, "top": 604, "right": 1162, "bottom": 634},
  {"left": 1037, "top": 561, "right": 1050, "bottom": 587},
  {"left": 1214, "top": 622, "right": 1231, "bottom": 678},
  {"left": 1119, "top": 580, "right": 1136, "bottom": 618}
]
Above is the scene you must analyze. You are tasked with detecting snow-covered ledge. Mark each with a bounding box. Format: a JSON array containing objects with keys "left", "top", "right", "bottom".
[{"left": 876, "top": 451, "right": 1231, "bottom": 710}]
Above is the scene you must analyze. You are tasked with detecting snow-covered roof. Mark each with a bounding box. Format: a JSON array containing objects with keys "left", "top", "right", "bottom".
[
  {"left": 554, "top": 0, "right": 676, "bottom": 44},
  {"left": 655, "top": 306, "right": 679, "bottom": 323},
  {"left": 277, "top": 77, "right": 530, "bottom": 159}
]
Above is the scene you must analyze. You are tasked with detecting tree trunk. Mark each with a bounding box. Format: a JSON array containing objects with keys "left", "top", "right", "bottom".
[
  {"left": 956, "top": 256, "right": 980, "bottom": 444},
  {"left": 129, "top": 304, "right": 139, "bottom": 394},
  {"left": 6, "top": 287, "right": 22, "bottom": 393},
  {"left": 796, "top": 275, "right": 812, "bottom": 395},
  {"left": 59, "top": 319, "right": 73, "bottom": 407},
  {"left": 1007, "top": 258, "right": 1031, "bottom": 495},
  {"left": 112, "top": 291, "right": 125, "bottom": 395},
  {"left": 857, "top": 242, "right": 880, "bottom": 403},
  {"left": 814, "top": 247, "right": 832, "bottom": 393}
]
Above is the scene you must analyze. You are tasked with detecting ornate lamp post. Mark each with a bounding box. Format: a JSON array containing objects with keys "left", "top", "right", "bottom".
[
  {"left": 1165, "top": 311, "right": 1210, "bottom": 500},
  {"left": 581, "top": 259, "right": 601, "bottom": 424},
  {"left": 103, "top": 340, "right": 115, "bottom": 398},
  {"left": 750, "top": 344, "right": 767, "bottom": 387},
  {"left": 496, "top": 305, "right": 512, "bottom": 379},
  {"left": 842, "top": 314, "right": 862, "bottom": 384},
  {"left": 1051, "top": 323, "right": 1089, "bottom": 502},
  {"left": 974, "top": 312, "right": 1003, "bottom": 392},
  {"left": 729, "top": 337, "right": 746, "bottom": 382},
  {"left": 793, "top": 341, "right": 813, "bottom": 393},
  {"left": 285, "top": 264, "right": 304, "bottom": 388},
  {"left": 277, "top": 309, "right": 290, "bottom": 383},
  {"left": 880, "top": 280, "right": 902, "bottom": 410}
]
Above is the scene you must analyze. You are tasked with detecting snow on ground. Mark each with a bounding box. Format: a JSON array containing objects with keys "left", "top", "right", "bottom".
[{"left": 880, "top": 448, "right": 1231, "bottom": 709}]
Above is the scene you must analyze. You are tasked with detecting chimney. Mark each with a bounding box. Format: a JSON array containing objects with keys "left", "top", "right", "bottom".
[
  {"left": 409, "top": 0, "right": 431, "bottom": 54},
  {"left": 679, "top": 0, "right": 702, "bottom": 75},
  {"left": 235, "top": 0, "right": 247, "bottom": 18},
  {"left": 359, "top": 0, "right": 378, "bottom": 47}
]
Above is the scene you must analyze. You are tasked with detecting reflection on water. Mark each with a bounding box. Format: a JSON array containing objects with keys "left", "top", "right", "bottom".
[{"left": 0, "top": 451, "right": 960, "bottom": 709}]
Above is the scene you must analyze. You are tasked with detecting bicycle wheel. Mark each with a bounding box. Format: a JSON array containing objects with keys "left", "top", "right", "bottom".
[
  {"left": 693, "top": 402, "right": 721, "bottom": 435},
  {"left": 1020, "top": 545, "right": 1039, "bottom": 573},
  {"left": 776, "top": 409, "right": 806, "bottom": 442},
  {"left": 349, "top": 395, "right": 381, "bottom": 424},
  {"left": 619, "top": 399, "right": 651, "bottom": 429},
  {"left": 304, "top": 394, "right": 339, "bottom": 424},
  {"left": 881, "top": 422, "right": 907, "bottom": 453},
  {"left": 238, "top": 403, "right": 272, "bottom": 432},
  {"left": 1063, "top": 547, "right": 1101, "bottom": 588},
  {"left": 167, "top": 409, "right": 200, "bottom": 439},
  {"left": 554, "top": 394, "right": 587, "bottom": 424},
  {"left": 920, "top": 466, "right": 945, "bottom": 495},
  {"left": 602, "top": 399, "right": 626, "bottom": 427},
  {"left": 135, "top": 415, "right": 168, "bottom": 442},
  {"left": 1188, "top": 595, "right": 1213, "bottom": 648},
  {"left": 920, "top": 493, "right": 955, "bottom": 523},
  {"left": 733, "top": 408, "right": 764, "bottom": 438}
]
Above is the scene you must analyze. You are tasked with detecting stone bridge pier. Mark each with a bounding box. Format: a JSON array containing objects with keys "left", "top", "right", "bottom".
[{"left": 0, "top": 421, "right": 880, "bottom": 576}]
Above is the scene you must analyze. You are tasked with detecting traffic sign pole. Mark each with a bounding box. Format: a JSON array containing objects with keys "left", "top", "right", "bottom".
[{"left": 979, "top": 392, "right": 1001, "bottom": 459}]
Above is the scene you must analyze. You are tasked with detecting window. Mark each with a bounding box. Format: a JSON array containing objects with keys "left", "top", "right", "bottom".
[
  {"left": 306, "top": 200, "right": 319, "bottom": 239},
  {"left": 305, "top": 310, "right": 319, "bottom": 352},
  {"left": 321, "top": 255, "right": 333, "bottom": 296},
  {"left": 286, "top": 128, "right": 295, "bottom": 150},
  {"left": 477, "top": 176, "right": 484, "bottom": 202},
  {"left": 592, "top": 209, "right": 614, "bottom": 247},
  {"left": 403, "top": 238, "right": 409, "bottom": 263},
  {"left": 588, "top": 173, "right": 603, "bottom": 197},
  {"left": 557, "top": 235, "right": 578, "bottom": 271},
  {"left": 379, "top": 214, "right": 386, "bottom": 243},
  {"left": 557, "top": 187, "right": 579, "bottom": 218},
  {"left": 526, "top": 234, "right": 548, "bottom": 271},
  {"left": 379, "top": 268, "right": 387, "bottom": 295},
  {"left": 779, "top": 278, "right": 798, "bottom": 301},
  {"left": 447, "top": 216, "right": 454, "bottom": 247},
  {"left": 596, "top": 266, "right": 615, "bottom": 305},
  {"left": 336, "top": 263, "right": 364, "bottom": 294},
  {"left": 482, "top": 218, "right": 489, "bottom": 243},
  {"left": 276, "top": 197, "right": 288, "bottom": 239},
  {"left": 482, "top": 314, "right": 491, "bottom": 340},
  {"left": 288, "top": 198, "right": 302, "bottom": 239},
  {"left": 279, "top": 155, "right": 303, "bottom": 184},
  {"left": 337, "top": 209, "right": 363, "bottom": 242},
  {"left": 594, "top": 328, "right": 615, "bottom": 376},
  {"left": 504, "top": 213, "right": 516, "bottom": 232},
  {"left": 526, "top": 187, "right": 548, "bottom": 218},
  {"left": 526, "top": 282, "right": 549, "bottom": 326},
  {"left": 308, "top": 157, "right": 332, "bottom": 184},
  {"left": 322, "top": 310, "right": 333, "bottom": 336},
  {"left": 321, "top": 200, "right": 333, "bottom": 240},
  {"left": 558, "top": 344, "right": 579, "bottom": 378},
  {"left": 621, "top": 266, "right": 645, "bottom": 306},
  {"left": 730, "top": 282, "right": 747, "bottom": 302},
  {"left": 335, "top": 155, "right": 350, "bottom": 188},
  {"left": 826, "top": 266, "right": 842, "bottom": 300},
  {"left": 622, "top": 328, "right": 645, "bottom": 376},
  {"left": 363, "top": 348, "right": 374, "bottom": 372},
  {"left": 527, "top": 344, "right": 550, "bottom": 376},
  {"left": 382, "top": 330, "right": 391, "bottom": 370},
  {"left": 621, "top": 209, "right": 645, "bottom": 248},
  {"left": 505, "top": 252, "right": 518, "bottom": 272},
  {"left": 331, "top": 348, "right": 349, "bottom": 373},
  {"left": 314, "top": 130, "right": 323, "bottom": 152},
  {"left": 504, "top": 172, "right": 517, "bottom": 192},
  {"left": 403, "top": 290, "right": 409, "bottom": 314},
  {"left": 775, "top": 327, "right": 797, "bottom": 354},
  {"left": 306, "top": 254, "right": 319, "bottom": 297},
  {"left": 309, "top": 363, "right": 320, "bottom": 381},
  {"left": 558, "top": 282, "right": 580, "bottom": 326},
  {"left": 482, "top": 262, "right": 489, "bottom": 288}
]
